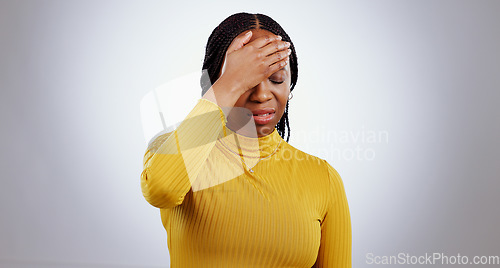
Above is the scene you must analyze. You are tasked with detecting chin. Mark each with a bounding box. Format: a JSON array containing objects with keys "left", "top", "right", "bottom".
[{"left": 256, "top": 124, "right": 275, "bottom": 135}]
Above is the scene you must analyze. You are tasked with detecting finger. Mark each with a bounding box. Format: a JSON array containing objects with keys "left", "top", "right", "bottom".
[
  {"left": 266, "top": 56, "right": 289, "bottom": 76},
  {"left": 261, "top": 40, "right": 290, "bottom": 58},
  {"left": 247, "top": 34, "right": 282, "bottom": 49},
  {"left": 265, "top": 48, "right": 291, "bottom": 66},
  {"left": 226, "top": 30, "right": 253, "bottom": 54}
]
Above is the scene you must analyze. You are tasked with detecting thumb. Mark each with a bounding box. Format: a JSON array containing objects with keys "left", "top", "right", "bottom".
[{"left": 227, "top": 30, "right": 252, "bottom": 53}]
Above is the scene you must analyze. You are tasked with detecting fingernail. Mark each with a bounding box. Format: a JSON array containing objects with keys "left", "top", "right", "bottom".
[
  {"left": 245, "top": 31, "right": 252, "bottom": 36},
  {"left": 287, "top": 48, "right": 292, "bottom": 55},
  {"left": 277, "top": 35, "right": 282, "bottom": 40}
]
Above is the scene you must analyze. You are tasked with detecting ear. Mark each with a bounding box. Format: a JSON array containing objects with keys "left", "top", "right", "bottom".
[{"left": 226, "top": 31, "right": 252, "bottom": 54}]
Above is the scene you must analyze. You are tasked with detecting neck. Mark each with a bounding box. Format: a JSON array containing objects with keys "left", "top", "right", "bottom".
[
  {"left": 225, "top": 122, "right": 274, "bottom": 138},
  {"left": 219, "top": 124, "right": 283, "bottom": 158}
]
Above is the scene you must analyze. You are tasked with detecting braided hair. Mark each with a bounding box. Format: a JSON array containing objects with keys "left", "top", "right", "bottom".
[{"left": 200, "top": 12, "right": 298, "bottom": 143}]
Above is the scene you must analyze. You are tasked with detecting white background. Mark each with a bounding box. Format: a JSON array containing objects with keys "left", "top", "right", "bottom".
[{"left": 1, "top": 0, "right": 499, "bottom": 267}]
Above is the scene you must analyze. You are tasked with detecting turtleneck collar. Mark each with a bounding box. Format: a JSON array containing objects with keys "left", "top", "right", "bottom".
[{"left": 217, "top": 124, "right": 283, "bottom": 158}]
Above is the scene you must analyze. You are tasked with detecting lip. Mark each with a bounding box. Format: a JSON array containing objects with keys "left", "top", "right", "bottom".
[
  {"left": 251, "top": 108, "right": 275, "bottom": 115},
  {"left": 250, "top": 108, "right": 276, "bottom": 125}
]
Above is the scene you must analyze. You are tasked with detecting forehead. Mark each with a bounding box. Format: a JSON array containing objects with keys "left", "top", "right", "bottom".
[
  {"left": 244, "top": 28, "right": 277, "bottom": 42},
  {"left": 232, "top": 29, "right": 290, "bottom": 75},
  {"left": 273, "top": 64, "right": 290, "bottom": 75}
]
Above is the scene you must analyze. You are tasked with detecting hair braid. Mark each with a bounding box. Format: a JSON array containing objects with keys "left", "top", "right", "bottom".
[{"left": 201, "top": 12, "right": 298, "bottom": 142}]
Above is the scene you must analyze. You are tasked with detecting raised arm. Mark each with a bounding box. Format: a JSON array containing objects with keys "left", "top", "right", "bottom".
[
  {"left": 140, "top": 30, "right": 291, "bottom": 209},
  {"left": 140, "top": 97, "right": 227, "bottom": 209},
  {"left": 313, "top": 160, "right": 352, "bottom": 267}
]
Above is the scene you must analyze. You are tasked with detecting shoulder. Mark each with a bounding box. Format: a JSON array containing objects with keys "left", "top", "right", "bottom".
[
  {"left": 286, "top": 141, "right": 345, "bottom": 192},
  {"left": 319, "top": 158, "right": 345, "bottom": 193},
  {"left": 320, "top": 159, "right": 348, "bottom": 207},
  {"left": 142, "top": 130, "right": 175, "bottom": 166},
  {"left": 146, "top": 130, "right": 175, "bottom": 154},
  {"left": 279, "top": 142, "right": 325, "bottom": 166},
  {"left": 279, "top": 142, "right": 343, "bottom": 177},
  {"left": 322, "top": 159, "right": 343, "bottom": 184},
  {"left": 279, "top": 142, "right": 341, "bottom": 189}
]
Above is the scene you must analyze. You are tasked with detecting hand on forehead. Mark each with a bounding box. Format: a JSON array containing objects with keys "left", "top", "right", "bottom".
[{"left": 245, "top": 29, "right": 278, "bottom": 42}]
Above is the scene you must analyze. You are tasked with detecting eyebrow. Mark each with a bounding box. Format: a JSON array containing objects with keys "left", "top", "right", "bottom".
[{"left": 274, "top": 67, "right": 288, "bottom": 74}]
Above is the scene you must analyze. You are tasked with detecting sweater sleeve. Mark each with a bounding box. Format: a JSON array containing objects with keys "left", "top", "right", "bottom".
[
  {"left": 313, "top": 160, "right": 352, "bottom": 267},
  {"left": 140, "top": 98, "right": 227, "bottom": 209}
]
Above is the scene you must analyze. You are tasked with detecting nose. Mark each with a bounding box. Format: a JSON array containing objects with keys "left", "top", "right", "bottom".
[{"left": 249, "top": 81, "right": 273, "bottom": 103}]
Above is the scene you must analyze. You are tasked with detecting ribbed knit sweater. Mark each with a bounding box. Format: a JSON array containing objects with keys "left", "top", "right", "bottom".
[{"left": 141, "top": 98, "right": 351, "bottom": 267}]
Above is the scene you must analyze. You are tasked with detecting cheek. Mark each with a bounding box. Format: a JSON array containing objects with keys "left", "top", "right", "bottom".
[
  {"left": 277, "top": 83, "right": 291, "bottom": 104},
  {"left": 234, "top": 94, "right": 247, "bottom": 107},
  {"left": 278, "top": 91, "right": 289, "bottom": 105},
  {"left": 274, "top": 86, "right": 290, "bottom": 116}
]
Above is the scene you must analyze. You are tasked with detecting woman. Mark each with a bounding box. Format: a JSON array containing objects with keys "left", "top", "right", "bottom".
[{"left": 141, "top": 12, "right": 351, "bottom": 267}]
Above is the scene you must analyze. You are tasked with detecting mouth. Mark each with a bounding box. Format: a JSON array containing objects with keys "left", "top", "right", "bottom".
[
  {"left": 250, "top": 108, "right": 276, "bottom": 125},
  {"left": 252, "top": 112, "right": 275, "bottom": 117}
]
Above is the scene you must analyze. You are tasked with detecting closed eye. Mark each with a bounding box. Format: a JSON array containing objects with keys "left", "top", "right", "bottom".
[{"left": 270, "top": 79, "right": 284, "bottom": 84}]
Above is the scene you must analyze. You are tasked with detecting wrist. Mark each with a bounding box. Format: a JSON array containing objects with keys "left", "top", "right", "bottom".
[
  {"left": 208, "top": 76, "right": 241, "bottom": 108},
  {"left": 216, "top": 74, "right": 243, "bottom": 96}
]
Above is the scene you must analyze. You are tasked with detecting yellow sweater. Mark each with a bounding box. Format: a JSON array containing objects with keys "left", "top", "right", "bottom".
[{"left": 141, "top": 98, "right": 351, "bottom": 267}]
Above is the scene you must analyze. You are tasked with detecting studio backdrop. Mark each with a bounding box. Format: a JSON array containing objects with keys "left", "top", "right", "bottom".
[{"left": 1, "top": 0, "right": 499, "bottom": 267}]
